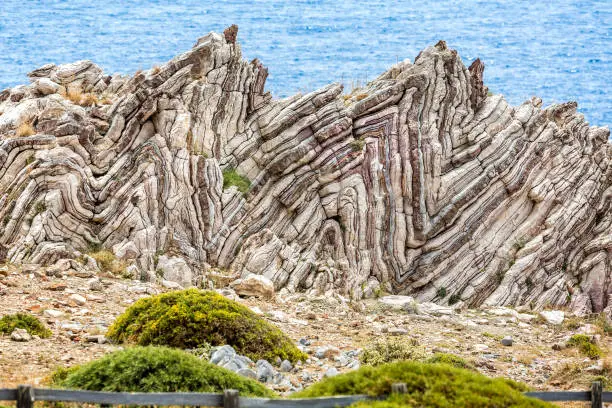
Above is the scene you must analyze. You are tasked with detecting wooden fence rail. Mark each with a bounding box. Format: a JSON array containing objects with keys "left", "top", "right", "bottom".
[{"left": 0, "top": 382, "right": 610, "bottom": 408}]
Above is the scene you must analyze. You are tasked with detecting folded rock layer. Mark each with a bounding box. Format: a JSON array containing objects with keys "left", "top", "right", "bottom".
[{"left": 0, "top": 28, "right": 610, "bottom": 313}]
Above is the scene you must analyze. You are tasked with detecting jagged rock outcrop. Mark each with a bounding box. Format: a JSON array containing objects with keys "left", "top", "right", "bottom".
[{"left": 0, "top": 28, "right": 610, "bottom": 313}]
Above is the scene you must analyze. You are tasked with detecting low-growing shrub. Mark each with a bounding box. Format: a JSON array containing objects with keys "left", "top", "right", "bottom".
[
  {"left": 106, "top": 289, "right": 307, "bottom": 363},
  {"left": 360, "top": 338, "right": 426, "bottom": 366},
  {"left": 51, "top": 346, "right": 274, "bottom": 396},
  {"left": 426, "top": 352, "right": 474, "bottom": 370},
  {"left": 0, "top": 313, "right": 51, "bottom": 338},
  {"left": 222, "top": 168, "right": 250, "bottom": 194},
  {"left": 566, "top": 334, "right": 602, "bottom": 359},
  {"left": 293, "top": 361, "right": 552, "bottom": 407}
]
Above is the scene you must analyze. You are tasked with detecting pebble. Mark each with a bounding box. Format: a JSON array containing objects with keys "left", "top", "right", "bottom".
[
  {"left": 473, "top": 343, "right": 489, "bottom": 352},
  {"left": 85, "top": 335, "right": 107, "bottom": 344},
  {"left": 69, "top": 293, "right": 87, "bottom": 305},
  {"left": 501, "top": 336, "right": 513, "bottom": 346},
  {"left": 87, "top": 278, "right": 104, "bottom": 291},
  {"left": 43, "top": 309, "right": 65, "bottom": 318}
]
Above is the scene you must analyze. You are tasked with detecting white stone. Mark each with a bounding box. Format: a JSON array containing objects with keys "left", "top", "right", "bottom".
[
  {"left": 539, "top": 310, "right": 565, "bottom": 325},
  {"left": 378, "top": 295, "right": 415, "bottom": 309},
  {"left": 230, "top": 273, "right": 275, "bottom": 298},
  {"left": 10, "top": 328, "right": 32, "bottom": 342},
  {"left": 44, "top": 309, "right": 64, "bottom": 318},
  {"left": 69, "top": 293, "right": 87, "bottom": 305},
  {"left": 156, "top": 256, "right": 193, "bottom": 287}
]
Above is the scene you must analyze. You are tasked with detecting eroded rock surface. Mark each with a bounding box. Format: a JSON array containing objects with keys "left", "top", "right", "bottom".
[{"left": 0, "top": 28, "right": 610, "bottom": 312}]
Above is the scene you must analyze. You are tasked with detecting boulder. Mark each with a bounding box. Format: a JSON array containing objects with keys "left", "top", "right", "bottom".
[
  {"left": 156, "top": 256, "right": 193, "bottom": 288},
  {"left": 230, "top": 274, "right": 275, "bottom": 298},
  {"left": 539, "top": 310, "right": 565, "bottom": 325}
]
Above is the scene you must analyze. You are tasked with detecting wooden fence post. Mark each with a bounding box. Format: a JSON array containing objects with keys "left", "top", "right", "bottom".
[
  {"left": 591, "top": 381, "right": 602, "bottom": 408},
  {"left": 224, "top": 389, "right": 240, "bottom": 408},
  {"left": 16, "top": 386, "right": 33, "bottom": 408},
  {"left": 391, "top": 383, "right": 408, "bottom": 394}
]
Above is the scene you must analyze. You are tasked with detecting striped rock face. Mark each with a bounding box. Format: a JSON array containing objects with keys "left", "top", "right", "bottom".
[{"left": 0, "top": 29, "right": 610, "bottom": 313}]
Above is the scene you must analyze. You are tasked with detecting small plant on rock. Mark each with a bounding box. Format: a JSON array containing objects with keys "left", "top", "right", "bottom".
[
  {"left": 222, "top": 168, "right": 251, "bottom": 194},
  {"left": 0, "top": 313, "right": 51, "bottom": 338}
]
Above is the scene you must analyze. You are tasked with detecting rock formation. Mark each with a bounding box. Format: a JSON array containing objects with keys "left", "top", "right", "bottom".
[{"left": 0, "top": 28, "right": 609, "bottom": 313}]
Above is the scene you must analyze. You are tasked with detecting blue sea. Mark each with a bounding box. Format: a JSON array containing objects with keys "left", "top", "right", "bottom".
[{"left": 0, "top": 0, "right": 610, "bottom": 126}]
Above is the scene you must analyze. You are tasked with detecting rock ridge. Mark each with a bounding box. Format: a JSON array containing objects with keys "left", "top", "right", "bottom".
[{"left": 0, "top": 27, "right": 610, "bottom": 313}]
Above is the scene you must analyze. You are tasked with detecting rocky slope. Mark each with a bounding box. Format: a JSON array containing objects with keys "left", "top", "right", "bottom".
[{"left": 0, "top": 26, "right": 610, "bottom": 313}]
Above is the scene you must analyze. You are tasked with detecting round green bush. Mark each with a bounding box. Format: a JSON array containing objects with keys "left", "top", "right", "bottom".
[
  {"left": 106, "top": 289, "right": 307, "bottom": 363},
  {"left": 52, "top": 346, "right": 274, "bottom": 397},
  {"left": 0, "top": 312, "right": 51, "bottom": 338},
  {"left": 293, "top": 361, "right": 554, "bottom": 407}
]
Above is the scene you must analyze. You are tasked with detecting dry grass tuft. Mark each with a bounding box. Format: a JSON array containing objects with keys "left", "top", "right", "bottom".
[
  {"left": 64, "top": 89, "right": 99, "bottom": 107},
  {"left": 16, "top": 122, "right": 35, "bottom": 137}
]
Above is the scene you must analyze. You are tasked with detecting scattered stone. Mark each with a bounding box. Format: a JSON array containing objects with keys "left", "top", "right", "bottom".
[
  {"left": 87, "top": 278, "right": 104, "bottom": 291},
  {"left": 280, "top": 360, "right": 293, "bottom": 372},
  {"left": 417, "top": 302, "right": 455, "bottom": 316},
  {"left": 43, "top": 309, "right": 64, "bottom": 318},
  {"left": 378, "top": 295, "right": 415, "bottom": 309},
  {"left": 10, "top": 328, "right": 32, "bottom": 342},
  {"left": 68, "top": 293, "right": 87, "bottom": 306},
  {"left": 45, "top": 282, "right": 67, "bottom": 291},
  {"left": 85, "top": 335, "right": 107, "bottom": 344},
  {"left": 230, "top": 274, "right": 275, "bottom": 298},
  {"left": 156, "top": 256, "right": 193, "bottom": 288},
  {"left": 539, "top": 310, "right": 564, "bottom": 325},
  {"left": 388, "top": 327, "right": 408, "bottom": 336},
  {"left": 473, "top": 344, "right": 489, "bottom": 352},
  {"left": 324, "top": 367, "right": 339, "bottom": 377},
  {"left": 161, "top": 280, "right": 182, "bottom": 290},
  {"left": 501, "top": 336, "right": 513, "bottom": 346},
  {"left": 256, "top": 359, "right": 276, "bottom": 383}
]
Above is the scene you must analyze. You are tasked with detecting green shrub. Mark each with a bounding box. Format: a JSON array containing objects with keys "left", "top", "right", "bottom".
[
  {"left": 0, "top": 313, "right": 51, "bottom": 338},
  {"left": 566, "top": 334, "right": 602, "bottom": 359},
  {"left": 52, "top": 346, "right": 274, "bottom": 396},
  {"left": 426, "top": 353, "right": 474, "bottom": 370},
  {"left": 294, "top": 361, "right": 553, "bottom": 407},
  {"left": 106, "top": 289, "right": 307, "bottom": 363},
  {"left": 360, "top": 338, "right": 426, "bottom": 367},
  {"left": 436, "top": 287, "right": 447, "bottom": 298},
  {"left": 222, "top": 168, "right": 250, "bottom": 194}
]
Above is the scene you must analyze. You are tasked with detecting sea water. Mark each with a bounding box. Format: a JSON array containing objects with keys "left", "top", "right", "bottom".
[{"left": 0, "top": 0, "right": 609, "bottom": 126}]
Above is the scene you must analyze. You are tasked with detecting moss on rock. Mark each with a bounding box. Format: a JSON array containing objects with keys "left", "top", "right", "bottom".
[
  {"left": 52, "top": 346, "right": 274, "bottom": 396},
  {"left": 106, "top": 289, "right": 307, "bottom": 363},
  {"left": 0, "top": 312, "right": 51, "bottom": 338},
  {"left": 293, "top": 361, "right": 553, "bottom": 407}
]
